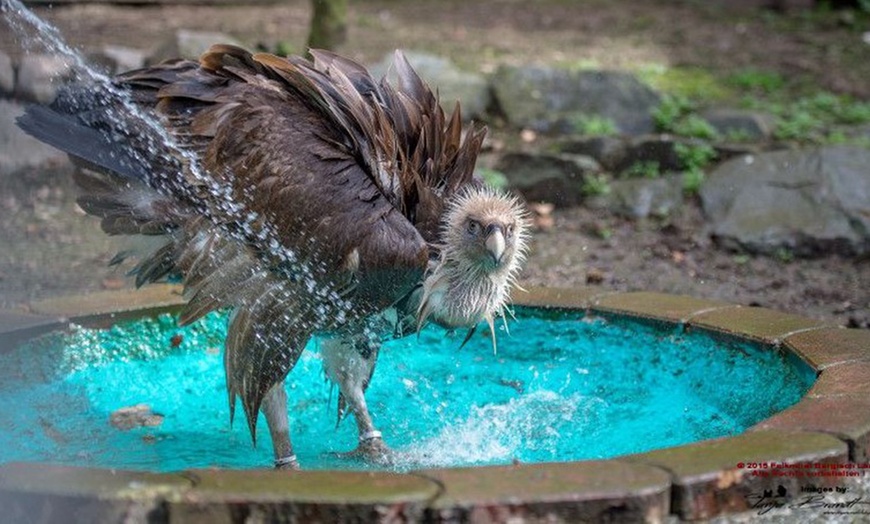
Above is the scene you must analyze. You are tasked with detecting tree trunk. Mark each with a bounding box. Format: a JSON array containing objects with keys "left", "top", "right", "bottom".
[{"left": 307, "top": 0, "right": 348, "bottom": 52}]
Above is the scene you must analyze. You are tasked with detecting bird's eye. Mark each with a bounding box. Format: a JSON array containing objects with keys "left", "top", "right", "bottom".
[
  {"left": 505, "top": 224, "right": 515, "bottom": 237},
  {"left": 467, "top": 220, "right": 481, "bottom": 234}
]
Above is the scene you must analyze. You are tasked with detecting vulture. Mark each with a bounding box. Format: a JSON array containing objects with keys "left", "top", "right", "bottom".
[{"left": 17, "top": 45, "right": 529, "bottom": 469}]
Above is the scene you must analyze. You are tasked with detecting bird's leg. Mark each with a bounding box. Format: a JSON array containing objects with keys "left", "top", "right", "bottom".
[
  {"left": 321, "top": 336, "right": 389, "bottom": 463},
  {"left": 261, "top": 382, "right": 298, "bottom": 470},
  {"left": 344, "top": 381, "right": 389, "bottom": 460}
]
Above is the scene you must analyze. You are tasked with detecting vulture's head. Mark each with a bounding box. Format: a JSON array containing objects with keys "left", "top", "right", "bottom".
[
  {"left": 417, "top": 185, "right": 529, "bottom": 344},
  {"left": 442, "top": 186, "right": 529, "bottom": 279}
]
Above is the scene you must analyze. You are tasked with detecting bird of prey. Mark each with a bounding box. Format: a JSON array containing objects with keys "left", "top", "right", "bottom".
[{"left": 18, "top": 45, "right": 529, "bottom": 469}]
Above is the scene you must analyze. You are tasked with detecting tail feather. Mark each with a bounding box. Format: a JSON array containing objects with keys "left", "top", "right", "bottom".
[
  {"left": 130, "top": 241, "right": 177, "bottom": 287},
  {"left": 17, "top": 87, "right": 195, "bottom": 290},
  {"left": 16, "top": 105, "right": 150, "bottom": 182}
]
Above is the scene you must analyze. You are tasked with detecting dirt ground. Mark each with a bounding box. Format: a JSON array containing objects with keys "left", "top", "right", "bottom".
[{"left": 1, "top": 0, "right": 868, "bottom": 328}]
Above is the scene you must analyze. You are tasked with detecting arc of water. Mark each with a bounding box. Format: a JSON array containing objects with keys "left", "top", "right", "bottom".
[{"left": 2, "top": 0, "right": 357, "bottom": 328}]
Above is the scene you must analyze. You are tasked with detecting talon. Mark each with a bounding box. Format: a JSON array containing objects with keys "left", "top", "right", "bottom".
[{"left": 332, "top": 436, "right": 391, "bottom": 464}]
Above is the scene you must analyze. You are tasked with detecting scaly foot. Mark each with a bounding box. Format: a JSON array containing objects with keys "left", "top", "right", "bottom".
[{"left": 333, "top": 432, "right": 392, "bottom": 465}]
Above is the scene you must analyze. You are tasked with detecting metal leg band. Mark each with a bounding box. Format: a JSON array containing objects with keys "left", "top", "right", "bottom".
[
  {"left": 359, "top": 430, "right": 382, "bottom": 442},
  {"left": 275, "top": 454, "right": 298, "bottom": 468}
]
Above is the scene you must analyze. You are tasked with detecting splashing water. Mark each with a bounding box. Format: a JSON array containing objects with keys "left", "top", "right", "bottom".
[
  {"left": 2, "top": 0, "right": 357, "bottom": 332},
  {"left": 0, "top": 308, "right": 815, "bottom": 471}
]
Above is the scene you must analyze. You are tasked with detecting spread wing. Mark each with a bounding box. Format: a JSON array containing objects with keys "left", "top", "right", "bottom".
[
  {"left": 17, "top": 45, "right": 486, "bottom": 436},
  {"left": 114, "top": 45, "right": 486, "bottom": 309}
]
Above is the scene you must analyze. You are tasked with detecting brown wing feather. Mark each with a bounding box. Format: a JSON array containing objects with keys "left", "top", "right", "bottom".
[
  {"left": 23, "top": 46, "right": 486, "bottom": 439},
  {"left": 133, "top": 45, "right": 487, "bottom": 314}
]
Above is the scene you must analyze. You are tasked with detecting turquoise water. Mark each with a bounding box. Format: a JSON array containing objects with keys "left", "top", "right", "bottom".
[{"left": 0, "top": 308, "right": 814, "bottom": 472}]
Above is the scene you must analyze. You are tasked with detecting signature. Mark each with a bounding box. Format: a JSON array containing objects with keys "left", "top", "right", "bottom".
[
  {"left": 791, "top": 495, "right": 870, "bottom": 513},
  {"left": 746, "top": 486, "right": 870, "bottom": 515}
]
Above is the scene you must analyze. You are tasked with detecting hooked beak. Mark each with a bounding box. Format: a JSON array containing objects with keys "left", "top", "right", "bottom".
[{"left": 484, "top": 225, "right": 505, "bottom": 265}]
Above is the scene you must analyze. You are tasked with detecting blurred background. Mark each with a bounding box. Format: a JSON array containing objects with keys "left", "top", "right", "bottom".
[{"left": 1, "top": 0, "right": 868, "bottom": 327}]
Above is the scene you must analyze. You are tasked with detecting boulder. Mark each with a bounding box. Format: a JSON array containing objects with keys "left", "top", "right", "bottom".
[
  {"left": 0, "top": 51, "right": 13, "bottom": 96},
  {"left": 370, "top": 51, "right": 491, "bottom": 120},
  {"left": 553, "top": 135, "right": 628, "bottom": 173},
  {"left": 701, "top": 108, "right": 774, "bottom": 141},
  {"left": 700, "top": 146, "right": 870, "bottom": 256},
  {"left": 491, "top": 64, "right": 661, "bottom": 135},
  {"left": 14, "top": 54, "right": 73, "bottom": 104},
  {"left": 148, "top": 29, "right": 244, "bottom": 64},
  {"left": 494, "top": 152, "right": 601, "bottom": 207},
  {"left": 607, "top": 175, "right": 684, "bottom": 219}
]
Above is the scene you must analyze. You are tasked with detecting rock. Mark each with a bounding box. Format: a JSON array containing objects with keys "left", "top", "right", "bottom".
[
  {"left": 148, "top": 29, "right": 244, "bottom": 64},
  {"left": 615, "top": 135, "right": 698, "bottom": 175},
  {"left": 554, "top": 135, "right": 629, "bottom": 172},
  {"left": 607, "top": 174, "right": 684, "bottom": 219},
  {"left": 110, "top": 404, "right": 164, "bottom": 431},
  {"left": 88, "top": 45, "right": 147, "bottom": 75},
  {"left": 0, "top": 51, "right": 14, "bottom": 96},
  {"left": 495, "top": 151, "right": 601, "bottom": 207},
  {"left": 14, "top": 54, "right": 74, "bottom": 104},
  {"left": 702, "top": 109, "right": 774, "bottom": 141},
  {"left": 370, "top": 51, "right": 491, "bottom": 120},
  {"left": 491, "top": 64, "right": 661, "bottom": 135},
  {"left": 713, "top": 142, "right": 764, "bottom": 162},
  {"left": 700, "top": 146, "right": 870, "bottom": 256},
  {"left": 0, "top": 100, "right": 70, "bottom": 176}
]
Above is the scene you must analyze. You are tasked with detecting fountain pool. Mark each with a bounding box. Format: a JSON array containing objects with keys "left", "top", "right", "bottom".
[
  {"left": 0, "top": 301, "right": 813, "bottom": 472},
  {"left": 1, "top": 285, "right": 867, "bottom": 522}
]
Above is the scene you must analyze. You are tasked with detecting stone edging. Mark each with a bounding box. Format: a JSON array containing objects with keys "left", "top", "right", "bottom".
[{"left": 0, "top": 284, "right": 867, "bottom": 522}]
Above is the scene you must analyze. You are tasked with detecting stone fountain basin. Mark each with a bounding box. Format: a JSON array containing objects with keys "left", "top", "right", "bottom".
[{"left": 0, "top": 285, "right": 868, "bottom": 522}]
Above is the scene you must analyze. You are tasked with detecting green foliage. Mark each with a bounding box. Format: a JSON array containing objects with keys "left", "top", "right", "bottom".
[
  {"left": 477, "top": 168, "right": 509, "bottom": 189},
  {"left": 572, "top": 114, "right": 619, "bottom": 137},
  {"left": 825, "top": 129, "right": 848, "bottom": 144},
  {"left": 675, "top": 142, "right": 717, "bottom": 169},
  {"left": 727, "top": 69, "right": 786, "bottom": 95},
  {"left": 775, "top": 247, "right": 795, "bottom": 264},
  {"left": 646, "top": 62, "right": 870, "bottom": 146},
  {"left": 652, "top": 94, "right": 693, "bottom": 130},
  {"left": 596, "top": 227, "right": 613, "bottom": 240},
  {"left": 739, "top": 86, "right": 870, "bottom": 144},
  {"left": 766, "top": 92, "right": 870, "bottom": 142},
  {"left": 274, "top": 40, "right": 295, "bottom": 57},
  {"left": 774, "top": 110, "right": 826, "bottom": 141},
  {"left": 652, "top": 95, "right": 719, "bottom": 140},
  {"left": 581, "top": 173, "right": 612, "bottom": 197},
  {"left": 622, "top": 160, "right": 661, "bottom": 180},
  {"left": 675, "top": 142, "right": 717, "bottom": 194},
  {"left": 673, "top": 114, "right": 719, "bottom": 140},
  {"left": 723, "top": 128, "right": 755, "bottom": 143},
  {"left": 682, "top": 169, "right": 705, "bottom": 194},
  {"left": 638, "top": 65, "right": 730, "bottom": 101}
]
